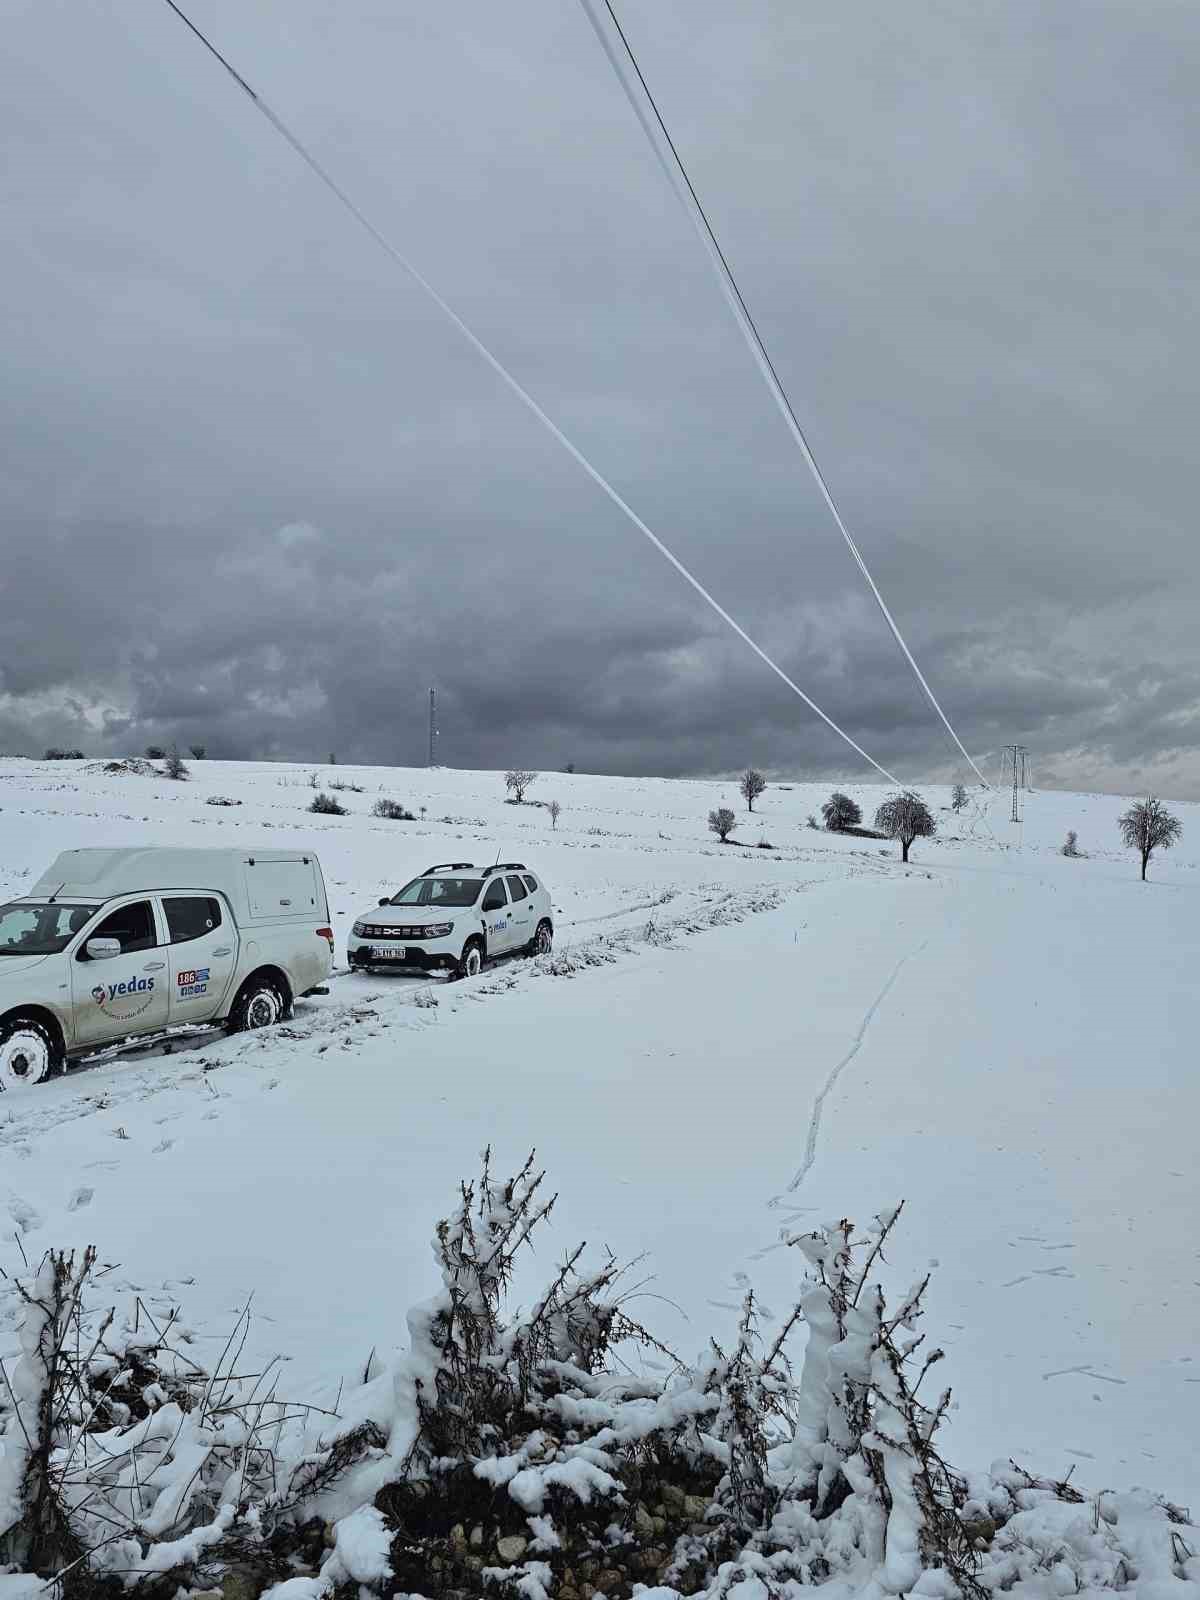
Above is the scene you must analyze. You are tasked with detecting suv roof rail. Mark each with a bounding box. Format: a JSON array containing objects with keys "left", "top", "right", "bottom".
[
  {"left": 421, "top": 861, "right": 477, "bottom": 875},
  {"left": 481, "top": 862, "right": 528, "bottom": 877}
]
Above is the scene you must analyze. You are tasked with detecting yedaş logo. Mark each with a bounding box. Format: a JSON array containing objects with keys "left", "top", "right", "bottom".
[{"left": 92, "top": 975, "right": 156, "bottom": 1017}]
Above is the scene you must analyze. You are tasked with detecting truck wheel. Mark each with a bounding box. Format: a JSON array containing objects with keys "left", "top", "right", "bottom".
[
  {"left": 227, "top": 976, "right": 288, "bottom": 1034},
  {"left": 456, "top": 938, "right": 485, "bottom": 980},
  {"left": 0, "top": 1017, "right": 62, "bottom": 1090},
  {"left": 531, "top": 920, "right": 553, "bottom": 956}
]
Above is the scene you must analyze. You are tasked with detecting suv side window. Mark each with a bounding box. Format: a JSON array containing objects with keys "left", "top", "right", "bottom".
[
  {"left": 163, "top": 896, "right": 223, "bottom": 944},
  {"left": 506, "top": 874, "right": 529, "bottom": 902},
  {"left": 481, "top": 879, "right": 508, "bottom": 913},
  {"left": 521, "top": 875, "right": 539, "bottom": 894},
  {"left": 81, "top": 900, "right": 157, "bottom": 957}
]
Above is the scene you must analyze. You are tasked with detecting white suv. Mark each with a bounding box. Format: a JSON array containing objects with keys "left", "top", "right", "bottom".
[{"left": 348, "top": 862, "right": 554, "bottom": 979}]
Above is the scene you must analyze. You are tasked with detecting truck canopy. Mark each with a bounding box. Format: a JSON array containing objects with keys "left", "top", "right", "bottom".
[{"left": 28, "top": 848, "right": 327, "bottom": 925}]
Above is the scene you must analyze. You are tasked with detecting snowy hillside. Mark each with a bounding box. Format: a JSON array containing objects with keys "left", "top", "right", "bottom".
[{"left": 1, "top": 755, "right": 1198, "bottom": 1592}]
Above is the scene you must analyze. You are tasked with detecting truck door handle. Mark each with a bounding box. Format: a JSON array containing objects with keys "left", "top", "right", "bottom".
[
  {"left": 144, "top": 961, "right": 166, "bottom": 971},
  {"left": 214, "top": 946, "right": 232, "bottom": 956}
]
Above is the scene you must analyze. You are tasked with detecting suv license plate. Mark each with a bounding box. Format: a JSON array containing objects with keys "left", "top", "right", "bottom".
[{"left": 371, "top": 945, "right": 399, "bottom": 960}]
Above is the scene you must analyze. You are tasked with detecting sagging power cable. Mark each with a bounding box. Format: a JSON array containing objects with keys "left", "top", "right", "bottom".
[
  {"left": 577, "top": 0, "right": 988, "bottom": 788},
  {"left": 155, "top": 0, "right": 905, "bottom": 785}
]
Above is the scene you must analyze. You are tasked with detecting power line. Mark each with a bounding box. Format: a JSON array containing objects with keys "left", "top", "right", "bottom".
[
  {"left": 577, "top": 0, "right": 989, "bottom": 789},
  {"left": 154, "top": 0, "right": 905, "bottom": 786}
]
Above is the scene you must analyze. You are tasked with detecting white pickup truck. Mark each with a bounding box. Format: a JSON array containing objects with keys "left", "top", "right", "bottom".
[{"left": 0, "top": 847, "right": 335, "bottom": 1089}]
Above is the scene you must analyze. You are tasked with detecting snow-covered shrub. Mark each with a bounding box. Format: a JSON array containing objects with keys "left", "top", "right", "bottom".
[
  {"left": 5, "top": 1168, "right": 1198, "bottom": 1600},
  {"left": 309, "top": 791, "right": 348, "bottom": 815},
  {"left": 372, "top": 798, "right": 415, "bottom": 821},
  {"left": 206, "top": 794, "right": 242, "bottom": 807},
  {"left": 951, "top": 783, "right": 969, "bottom": 812},
  {"left": 0, "top": 1251, "right": 88, "bottom": 1572},
  {"left": 1062, "top": 829, "right": 1082, "bottom": 857},
  {"left": 330, "top": 778, "right": 365, "bottom": 794},
  {"left": 164, "top": 746, "right": 189, "bottom": 782},
  {"left": 0, "top": 1251, "right": 385, "bottom": 1588},
  {"left": 821, "top": 792, "right": 861, "bottom": 831},
  {"left": 708, "top": 807, "right": 737, "bottom": 842}
]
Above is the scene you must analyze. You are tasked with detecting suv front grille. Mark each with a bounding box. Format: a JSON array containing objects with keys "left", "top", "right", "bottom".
[{"left": 361, "top": 924, "right": 429, "bottom": 940}]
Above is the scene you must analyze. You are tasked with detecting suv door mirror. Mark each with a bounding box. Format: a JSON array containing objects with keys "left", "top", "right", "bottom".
[
  {"left": 378, "top": 897, "right": 390, "bottom": 906},
  {"left": 86, "top": 937, "right": 121, "bottom": 962}
]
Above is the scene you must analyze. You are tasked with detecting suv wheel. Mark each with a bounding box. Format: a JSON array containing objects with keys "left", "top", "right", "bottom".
[
  {"left": 531, "top": 920, "right": 553, "bottom": 956},
  {"left": 456, "top": 938, "right": 485, "bottom": 980},
  {"left": 0, "top": 1017, "right": 62, "bottom": 1090},
  {"left": 228, "top": 976, "right": 288, "bottom": 1034}
]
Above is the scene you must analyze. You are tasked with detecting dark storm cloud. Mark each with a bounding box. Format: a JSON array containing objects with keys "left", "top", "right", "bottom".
[{"left": 3, "top": 1, "right": 1200, "bottom": 793}]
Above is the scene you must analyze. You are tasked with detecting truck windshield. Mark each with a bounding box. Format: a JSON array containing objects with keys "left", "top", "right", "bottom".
[
  {"left": 387, "top": 877, "right": 482, "bottom": 909},
  {"left": 0, "top": 902, "right": 97, "bottom": 955}
]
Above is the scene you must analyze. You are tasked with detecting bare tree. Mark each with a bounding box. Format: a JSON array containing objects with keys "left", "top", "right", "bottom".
[
  {"left": 875, "top": 790, "right": 935, "bottom": 862},
  {"left": 548, "top": 799, "right": 562, "bottom": 829},
  {"left": 951, "top": 783, "right": 968, "bottom": 813},
  {"left": 144, "top": 745, "right": 165, "bottom": 759},
  {"left": 505, "top": 769, "right": 537, "bottom": 804},
  {"left": 821, "top": 791, "right": 862, "bottom": 832},
  {"left": 739, "top": 769, "right": 767, "bottom": 812},
  {"left": 189, "top": 744, "right": 206, "bottom": 760},
  {"left": 708, "top": 806, "right": 738, "bottom": 843},
  {"left": 1118, "top": 795, "right": 1182, "bottom": 881}
]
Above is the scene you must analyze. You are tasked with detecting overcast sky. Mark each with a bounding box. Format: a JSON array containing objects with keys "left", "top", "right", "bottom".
[{"left": 4, "top": 0, "right": 1200, "bottom": 796}]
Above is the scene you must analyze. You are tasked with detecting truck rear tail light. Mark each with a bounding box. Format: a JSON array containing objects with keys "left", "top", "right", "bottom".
[{"left": 317, "top": 926, "right": 334, "bottom": 952}]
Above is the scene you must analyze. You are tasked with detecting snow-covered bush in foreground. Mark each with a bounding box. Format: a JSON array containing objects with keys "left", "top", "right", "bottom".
[{"left": 2, "top": 1162, "right": 1197, "bottom": 1600}]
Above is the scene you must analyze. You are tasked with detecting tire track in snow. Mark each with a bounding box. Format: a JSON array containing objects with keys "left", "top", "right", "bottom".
[
  {"left": 0, "top": 880, "right": 799, "bottom": 1153},
  {"left": 767, "top": 940, "right": 927, "bottom": 1208},
  {"left": 563, "top": 888, "right": 679, "bottom": 929}
]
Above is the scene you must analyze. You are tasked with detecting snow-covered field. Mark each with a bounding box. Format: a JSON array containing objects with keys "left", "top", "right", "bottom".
[{"left": 1, "top": 755, "right": 1197, "bottom": 1520}]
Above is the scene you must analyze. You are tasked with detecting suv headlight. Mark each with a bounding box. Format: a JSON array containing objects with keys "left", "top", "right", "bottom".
[
  {"left": 352, "top": 921, "right": 366, "bottom": 937},
  {"left": 422, "top": 922, "right": 454, "bottom": 939}
]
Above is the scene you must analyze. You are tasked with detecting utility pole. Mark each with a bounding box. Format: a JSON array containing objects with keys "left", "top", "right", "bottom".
[
  {"left": 428, "top": 687, "right": 438, "bottom": 768},
  {"left": 1000, "top": 745, "right": 1029, "bottom": 822}
]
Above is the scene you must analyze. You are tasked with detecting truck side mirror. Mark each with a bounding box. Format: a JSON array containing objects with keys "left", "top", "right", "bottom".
[
  {"left": 85, "top": 937, "right": 121, "bottom": 962},
  {"left": 378, "top": 897, "right": 390, "bottom": 906}
]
